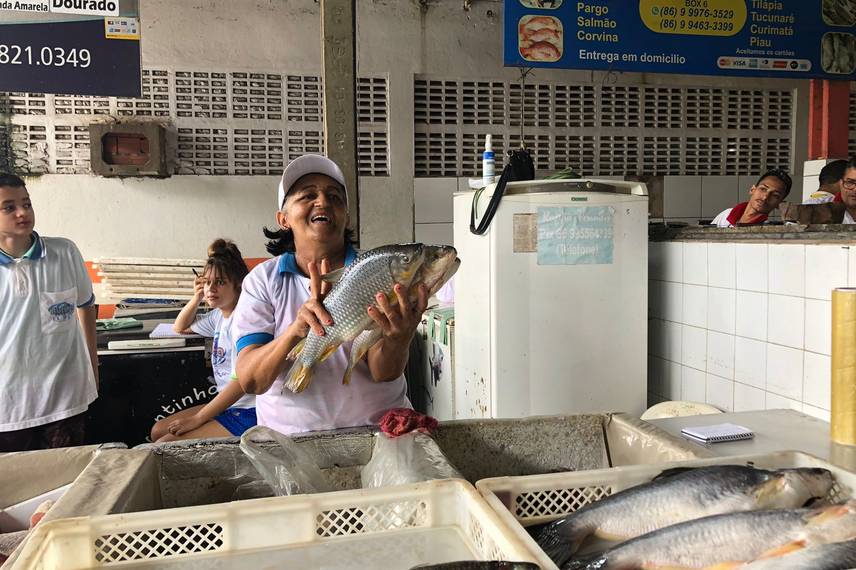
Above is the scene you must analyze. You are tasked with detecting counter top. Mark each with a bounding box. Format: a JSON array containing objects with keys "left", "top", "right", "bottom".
[
  {"left": 647, "top": 409, "right": 835, "bottom": 460},
  {"left": 650, "top": 223, "right": 856, "bottom": 243}
]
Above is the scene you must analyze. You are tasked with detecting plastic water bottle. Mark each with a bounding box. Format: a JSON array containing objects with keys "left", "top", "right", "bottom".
[{"left": 482, "top": 134, "right": 495, "bottom": 186}]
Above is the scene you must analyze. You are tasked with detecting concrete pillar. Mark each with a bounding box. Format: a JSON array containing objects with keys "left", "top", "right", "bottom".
[{"left": 321, "top": 0, "right": 359, "bottom": 238}]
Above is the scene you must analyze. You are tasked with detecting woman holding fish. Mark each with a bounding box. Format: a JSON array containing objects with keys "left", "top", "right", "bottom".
[{"left": 232, "top": 154, "right": 458, "bottom": 435}]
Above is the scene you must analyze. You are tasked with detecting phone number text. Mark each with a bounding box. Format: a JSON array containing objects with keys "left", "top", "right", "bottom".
[{"left": 0, "top": 45, "right": 92, "bottom": 68}]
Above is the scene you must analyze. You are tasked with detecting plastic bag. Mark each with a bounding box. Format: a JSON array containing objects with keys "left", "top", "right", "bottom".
[
  {"left": 239, "top": 425, "right": 333, "bottom": 496},
  {"left": 361, "top": 431, "right": 463, "bottom": 489}
]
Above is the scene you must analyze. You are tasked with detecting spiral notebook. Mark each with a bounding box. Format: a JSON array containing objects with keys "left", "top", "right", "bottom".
[{"left": 680, "top": 423, "right": 755, "bottom": 443}]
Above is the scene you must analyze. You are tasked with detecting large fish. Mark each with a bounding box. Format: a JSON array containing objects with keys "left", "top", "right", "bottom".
[
  {"left": 537, "top": 465, "right": 834, "bottom": 567},
  {"left": 285, "top": 243, "right": 459, "bottom": 393},
  {"left": 410, "top": 563, "right": 539, "bottom": 570},
  {"left": 567, "top": 501, "right": 856, "bottom": 570},
  {"left": 734, "top": 538, "right": 856, "bottom": 570}
]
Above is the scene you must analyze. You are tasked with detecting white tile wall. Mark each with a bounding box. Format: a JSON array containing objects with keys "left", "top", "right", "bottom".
[
  {"left": 663, "top": 242, "right": 684, "bottom": 283},
  {"left": 734, "top": 382, "right": 766, "bottom": 412},
  {"left": 766, "top": 343, "right": 804, "bottom": 400},
  {"left": 769, "top": 244, "right": 805, "bottom": 297},
  {"left": 707, "top": 331, "right": 735, "bottom": 379},
  {"left": 648, "top": 240, "right": 850, "bottom": 419},
  {"left": 805, "top": 299, "right": 832, "bottom": 355},
  {"left": 682, "top": 366, "right": 706, "bottom": 402},
  {"left": 706, "top": 374, "right": 734, "bottom": 411},
  {"left": 708, "top": 287, "right": 736, "bottom": 334},
  {"left": 663, "top": 176, "right": 702, "bottom": 219},
  {"left": 649, "top": 242, "right": 665, "bottom": 281},
  {"left": 767, "top": 294, "right": 804, "bottom": 349},
  {"left": 735, "top": 290, "right": 768, "bottom": 341},
  {"left": 803, "top": 351, "right": 831, "bottom": 410},
  {"left": 735, "top": 337, "right": 767, "bottom": 389},
  {"left": 708, "top": 243, "right": 736, "bottom": 289},
  {"left": 683, "top": 285, "right": 708, "bottom": 328},
  {"left": 414, "top": 178, "right": 456, "bottom": 223},
  {"left": 682, "top": 325, "right": 707, "bottom": 371},
  {"left": 736, "top": 243, "right": 768, "bottom": 292},
  {"left": 683, "top": 242, "right": 708, "bottom": 285},
  {"left": 805, "top": 245, "right": 848, "bottom": 301}
]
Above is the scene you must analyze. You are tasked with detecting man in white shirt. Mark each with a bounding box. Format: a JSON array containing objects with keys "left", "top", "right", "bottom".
[
  {"left": 804, "top": 160, "right": 847, "bottom": 205},
  {"left": 839, "top": 160, "right": 856, "bottom": 224},
  {"left": 0, "top": 173, "right": 98, "bottom": 451}
]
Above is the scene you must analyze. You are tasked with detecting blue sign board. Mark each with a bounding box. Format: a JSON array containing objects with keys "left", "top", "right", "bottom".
[
  {"left": 0, "top": 1, "right": 141, "bottom": 96},
  {"left": 537, "top": 205, "right": 614, "bottom": 265},
  {"left": 504, "top": 1, "right": 856, "bottom": 80}
]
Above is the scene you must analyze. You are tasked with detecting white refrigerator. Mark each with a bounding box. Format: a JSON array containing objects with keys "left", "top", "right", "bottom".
[{"left": 452, "top": 179, "right": 648, "bottom": 419}]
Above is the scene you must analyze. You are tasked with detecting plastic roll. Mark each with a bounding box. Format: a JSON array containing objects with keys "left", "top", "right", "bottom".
[{"left": 831, "top": 288, "right": 856, "bottom": 445}]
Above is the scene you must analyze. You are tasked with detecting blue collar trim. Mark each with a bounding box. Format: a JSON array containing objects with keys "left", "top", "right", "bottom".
[
  {"left": 278, "top": 244, "right": 358, "bottom": 275},
  {"left": 0, "top": 232, "right": 44, "bottom": 265}
]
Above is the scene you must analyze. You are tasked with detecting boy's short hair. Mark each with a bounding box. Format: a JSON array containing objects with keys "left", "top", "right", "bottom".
[
  {"left": 819, "top": 160, "right": 848, "bottom": 185},
  {"left": 755, "top": 168, "right": 792, "bottom": 197},
  {"left": 0, "top": 173, "right": 25, "bottom": 189}
]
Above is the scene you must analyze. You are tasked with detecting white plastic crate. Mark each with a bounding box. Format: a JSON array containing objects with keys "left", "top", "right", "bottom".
[
  {"left": 13, "top": 479, "right": 541, "bottom": 570},
  {"left": 476, "top": 451, "right": 856, "bottom": 570}
]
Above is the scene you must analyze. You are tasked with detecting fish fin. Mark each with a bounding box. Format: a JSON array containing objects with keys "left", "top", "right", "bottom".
[
  {"left": 286, "top": 338, "right": 306, "bottom": 361},
  {"left": 755, "top": 539, "right": 808, "bottom": 559},
  {"left": 320, "top": 267, "right": 346, "bottom": 284},
  {"left": 317, "top": 342, "right": 341, "bottom": 363},
  {"left": 807, "top": 504, "right": 850, "bottom": 526},
  {"left": 283, "top": 361, "right": 312, "bottom": 394},
  {"left": 651, "top": 467, "right": 696, "bottom": 481},
  {"left": 753, "top": 475, "right": 787, "bottom": 504},
  {"left": 699, "top": 564, "right": 743, "bottom": 570},
  {"left": 344, "top": 328, "right": 383, "bottom": 385}
]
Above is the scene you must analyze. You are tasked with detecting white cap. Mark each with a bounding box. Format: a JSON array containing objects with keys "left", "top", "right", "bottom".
[{"left": 277, "top": 154, "right": 347, "bottom": 209}]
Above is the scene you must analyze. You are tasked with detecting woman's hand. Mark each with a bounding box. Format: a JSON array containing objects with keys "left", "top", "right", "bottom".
[
  {"left": 367, "top": 282, "right": 429, "bottom": 346},
  {"left": 192, "top": 275, "right": 205, "bottom": 299},
  {"left": 288, "top": 259, "right": 334, "bottom": 339},
  {"left": 168, "top": 414, "right": 205, "bottom": 436}
]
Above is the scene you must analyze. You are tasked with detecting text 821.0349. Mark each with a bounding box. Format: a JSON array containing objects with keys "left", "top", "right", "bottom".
[{"left": 0, "top": 45, "right": 91, "bottom": 68}]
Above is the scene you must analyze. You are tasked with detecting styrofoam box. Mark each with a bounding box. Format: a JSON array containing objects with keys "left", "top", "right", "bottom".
[
  {"left": 476, "top": 451, "right": 856, "bottom": 570},
  {"left": 13, "top": 479, "right": 541, "bottom": 570}
]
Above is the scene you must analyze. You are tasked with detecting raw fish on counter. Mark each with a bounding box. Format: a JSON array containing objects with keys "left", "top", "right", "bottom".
[
  {"left": 565, "top": 501, "right": 856, "bottom": 570},
  {"left": 410, "top": 562, "right": 540, "bottom": 570},
  {"left": 537, "top": 465, "right": 834, "bottom": 567},
  {"left": 284, "top": 243, "right": 459, "bottom": 393}
]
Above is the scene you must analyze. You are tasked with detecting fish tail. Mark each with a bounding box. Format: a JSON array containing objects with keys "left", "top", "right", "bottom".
[
  {"left": 284, "top": 360, "right": 313, "bottom": 394},
  {"left": 536, "top": 521, "right": 585, "bottom": 568}
]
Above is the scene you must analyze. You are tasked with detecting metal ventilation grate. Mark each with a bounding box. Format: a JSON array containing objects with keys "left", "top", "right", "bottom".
[
  {"left": 554, "top": 135, "right": 596, "bottom": 175},
  {"left": 554, "top": 84, "right": 596, "bottom": 128},
  {"left": 116, "top": 69, "right": 170, "bottom": 117},
  {"left": 10, "top": 124, "right": 49, "bottom": 173},
  {"left": 765, "top": 137, "right": 791, "bottom": 168},
  {"left": 4, "top": 92, "right": 47, "bottom": 116},
  {"left": 54, "top": 124, "right": 90, "bottom": 174},
  {"left": 726, "top": 90, "right": 765, "bottom": 130},
  {"left": 415, "top": 132, "right": 457, "bottom": 176},
  {"left": 232, "top": 128, "right": 283, "bottom": 175},
  {"left": 509, "top": 83, "right": 551, "bottom": 127},
  {"left": 232, "top": 73, "right": 283, "bottom": 121},
  {"left": 642, "top": 87, "right": 682, "bottom": 129},
  {"left": 601, "top": 86, "right": 641, "bottom": 128},
  {"left": 54, "top": 94, "right": 110, "bottom": 116},
  {"left": 286, "top": 75, "right": 322, "bottom": 123},
  {"left": 725, "top": 137, "right": 764, "bottom": 174},
  {"left": 641, "top": 136, "right": 681, "bottom": 175},
  {"left": 685, "top": 137, "right": 724, "bottom": 175},
  {"left": 685, "top": 88, "right": 724, "bottom": 129},
  {"left": 461, "top": 133, "right": 505, "bottom": 177},
  {"left": 766, "top": 90, "right": 792, "bottom": 130},
  {"left": 414, "top": 79, "right": 459, "bottom": 125},
  {"left": 177, "top": 128, "right": 230, "bottom": 175},
  {"left": 358, "top": 131, "right": 388, "bottom": 176},
  {"left": 357, "top": 77, "right": 387, "bottom": 124},
  {"left": 285, "top": 129, "right": 323, "bottom": 162},
  {"left": 462, "top": 81, "right": 505, "bottom": 125},
  {"left": 508, "top": 133, "right": 550, "bottom": 169},
  {"left": 175, "top": 71, "right": 228, "bottom": 119},
  {"left": 599, "top": 135, "right": 639, "bottom": 175}
]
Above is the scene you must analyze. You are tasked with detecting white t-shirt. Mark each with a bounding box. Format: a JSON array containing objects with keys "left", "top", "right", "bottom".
[
  {"left": 231, "top": 252, "right": 411, "bottom": 435},
  {"left": 0, "top": 234, "right": 97, "bottom": 431},
  {"left": 190, "top": 309, "right": 255, "bottom": 409},
  {"left": 711, "top": 208, "right": 734, "bottom": 228}
]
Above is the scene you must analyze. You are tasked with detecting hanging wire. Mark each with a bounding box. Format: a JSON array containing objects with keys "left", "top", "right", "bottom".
[{"left": 517, "top": 66, "right": 535, "bottom": 149}]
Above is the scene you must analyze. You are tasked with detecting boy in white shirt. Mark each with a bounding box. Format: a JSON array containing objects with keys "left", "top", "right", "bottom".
[{"left": 0, "top": 173, "right": 98, "bottom": 451}]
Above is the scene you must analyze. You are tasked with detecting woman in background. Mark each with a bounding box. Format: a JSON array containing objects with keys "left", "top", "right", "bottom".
[{"left": 150, "top": 239, "right": 255, "bottom": 442}]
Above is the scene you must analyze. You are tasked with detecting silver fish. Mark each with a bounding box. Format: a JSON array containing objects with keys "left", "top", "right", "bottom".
[
  {"left": 736, "top": 538, "right": 856, "bottom": 570},
  {"left": 567, "top": 500, "right": 856, "bottom": 570},
  {"left": 538, "top": 465, "right": 834, "bottom": 567},
  {"left": 285, "top": 243, "right": 459, "bottom": 393},
  {"left": 410, "top": 560, "right": 539, "bottom": 570}
]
